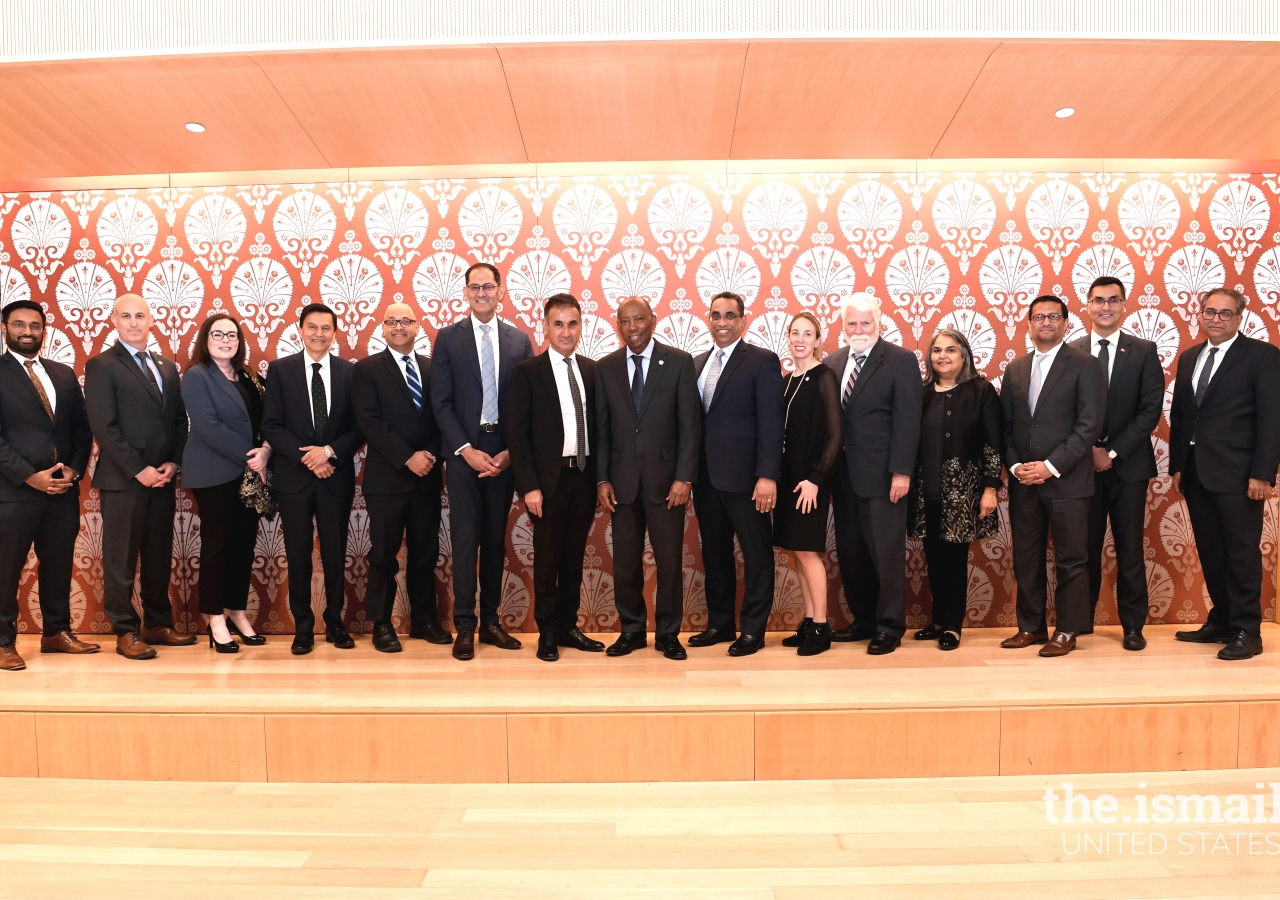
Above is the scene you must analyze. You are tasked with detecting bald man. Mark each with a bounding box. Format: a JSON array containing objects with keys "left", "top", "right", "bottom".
[
  {"left": 352, "top": 303, "right": 450, "bottom": 652},
  {"left": 84, "top": 294, "right": 193, "bottom": 660}
]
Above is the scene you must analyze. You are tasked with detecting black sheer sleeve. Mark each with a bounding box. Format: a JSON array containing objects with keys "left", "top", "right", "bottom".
[
  {"left": 807, "top": 365, "right": 844, "bottom": 487},
  {"left": 979, "top": 379, "right": 1004, "bottom": 489}
]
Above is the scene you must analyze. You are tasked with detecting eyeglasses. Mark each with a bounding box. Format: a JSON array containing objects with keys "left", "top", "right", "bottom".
[
  {"left": 208, "top": 330, "right": 239, "bottom": 342},
  {"left": 708, "top": 312, "right": 741, "bottom": 322},
  {"left": 384, "top": 318, "right": 416, "bottom": 328},
  {"left": 1030, "top": 313, "right": 1064, "bottom": 323},
  {"left": 466, "top": 283, "right": 497, "bottom": 295},
  {"left": 1089, "top": 297, "right": 1124, "bottom": 307},
  {"left": 1201, "top": 308, "right": 1236, "bottom": 321},
  {"left": 5, "top": 321, "right": 43, "bottom": 332}
]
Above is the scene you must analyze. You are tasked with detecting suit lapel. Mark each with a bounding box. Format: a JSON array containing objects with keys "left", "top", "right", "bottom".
[
  {"left": 1107, "top": 332, "right": 1131, "bottom": 390},
  {"left": 1032, "top": 346, "right": 1071, "bottom": 419},
  {"left": 3, "top": 352, "right": 50, "bottom": 416},
  {"left": 844, "top": 340, "right": 884, "bottom": 410},
  {"left": 459, "top": 317, "right": 483, "bottom": 386},
  {"left": 206, "top": 363, "right": 248, "bottom": 416},
  {"left": 114, "top": 341, "right": 162, "bottom": 408},
  {"left": 636, "top": 343, "right": 670, "bottom": 423},
  {"left": 381, "top": 348, "right": 416, "bottom": 407},
  {"left": 706, "top": 342, "right": 748, "bottom": 415},
  {"left": 1198, "top": 336, "right": 1246, "bottom": 407}
]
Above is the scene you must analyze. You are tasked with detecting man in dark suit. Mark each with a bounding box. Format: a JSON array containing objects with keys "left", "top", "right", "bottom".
[
  {"left": 1070, "top": 276, "right": 1163, "bottom": 651},
  {"left": 823, "top": 293, "right": 922, "bottom": 655},
  {"left": 1001, "top": 295, "right": 1107, "bottom": 657},
  {"left": 352, "top": 301, "right": 450, "bottom": 653},
  {"left": 430, "top": 263, "right": 533, "bottom": 661},
  {"left": 596, "top": 297, "right": 701, "bottom": 660},
  {"left": 261, "top": 303, "right": 363, "bottom": 655},
  {"left": 1170, "top": 287, "right": 1280, "bottom": 660},
  {"left": 508, "top": 293, "right": 607, "bottom": 662},
  {"left": 688, "top": 291, "right": 785, "bottom": 656},
  {"left": 0, "top": 301, "right": 98, "bottom": 671},
  {"left": 84, "top": 293, "right": 193, "bottom": 660}
]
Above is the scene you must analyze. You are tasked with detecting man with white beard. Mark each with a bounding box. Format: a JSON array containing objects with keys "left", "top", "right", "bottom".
[{"left": 823, "top": 294, "right": 922, "bottom": 654}]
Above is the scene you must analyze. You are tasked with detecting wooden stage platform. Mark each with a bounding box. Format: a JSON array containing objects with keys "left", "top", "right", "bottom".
[{"left": 2, "top": 624, "right": 1278, "bottom": 785}]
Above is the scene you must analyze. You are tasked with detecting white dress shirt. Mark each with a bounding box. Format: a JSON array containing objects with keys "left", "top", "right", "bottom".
[
  {"left": 1089, "top": 330, "right": 1119, "bottom": 382},
  {"left": 304, "top": 351, "right": 332, "bottom": 428},
  {"left": 16, "top": 354, "right": 57, "bottom": 416},
  {"left": 627, "top": 337, "right": 655, "bottom": 383},
  {"left": 392, "top": 351, "right": 421, "bottom": 393},
  {"left": 1012, "top": 340, "right": 1065, "bottom": 479},
  {"left": 549, "top": 349, "right": 590, "bottom": 457},
  {"left": 838, "top": 339, "right": 878, "bottom": 398},
  {"left": 471, "top": 314, "right": 501, "bottom": 425},
  {"left": 698, "top": 338, "right": 741, "bottom": 401},
  {"left": 1190, "top": 332, "right": 1238, "bottom": 388},
  {"left": 121, "top": 339, "right": 163, "bottom": 396}
]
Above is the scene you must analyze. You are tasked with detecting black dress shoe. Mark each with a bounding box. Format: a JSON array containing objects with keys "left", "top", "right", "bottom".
[
  {"left": 478, "top": 622, "right": 522, "bottom": 650},
  {"left": 409, "top": 621, "right": 453, "bottom": 645},
  {"left": 727, "top": 633, "right": 764, "bottom": 657},
  {"left": 1218, "top": 630, "right": 1263, "bottom": 661},
  {"left": 225, "top": 619, "right": 266, "bottom": 646},
  {"left": 938, "top": 631, "right": 960, "bottom": 651},
  {"left": 207, "top": 631, "right": 239, "bottom": 653},
  {"left": 913, "top": 623, "right": 943, "bottom": 641},
  {"left": 656, "top": 633, "right": 687, "bottom": 660},
  {"left": 606, "top": 632, "right": 647, "bottom": 656},
  {"left": 372, "top": 623, "right": 402, "bottom": 653},
  {"left": 1175, "top": 623, "right": 1233, "bottom": 644},
  {"left": 867, "top": 631, "right": 901, "bottom": 655},
  {"left": 781, "top": 618, "right": 812, "bottom": 648},
  {"left": 557, "top": 626, "right": 605, "bottom": 652},
  {"left": 325, "top": 624, "right": 355, "bottom": 649},
  {"left": 688, "top": 627, "right": 737, "bottom": 647},
  {"left": 797, "top": 621, "right": 832, "bottom": 656},
  {"left": 1122, "top": 630, "right": 1147, "bottom": 651},
  {"left": 291, "top": 633, "right": 314, "bottom": 656},
  {"left": 537, "top": 633, "right": 560, "bottom": 662},
  {"left": 831, "top": 624, "right": 876, "bottom": 643},
  {"left": 452, "top": 631, "right": 475, "bottom": 661}
]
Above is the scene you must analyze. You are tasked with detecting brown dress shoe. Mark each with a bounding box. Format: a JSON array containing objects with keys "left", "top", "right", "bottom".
[
  {"left": 40, "top": 631, "right": 101, "bottom": 654},
  {"left": 1001, "top": 630, "right": 1049, "bottom": 649},
  {"left": 1038, "top": 631, "right": 1077, "bottom": 658},
  {"left": 139, "top": 626, "right": 197, "bottom": 646},
  {"left": 478, "top": 622, "right": 522, "bottom": 650},
  {"left": 116, "top": 633, "right": 157, "bottom": 660},
  {"left": 0, "top": 643, "right": 26, "bottom": 671},
  {"left": 452, "top": 631, "right": 475, "bottom": 661}
]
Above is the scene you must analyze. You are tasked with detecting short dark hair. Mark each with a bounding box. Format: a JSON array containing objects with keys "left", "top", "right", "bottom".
[
  {"left": 710, "top": 291, "right": 745, "bottom": 317},
  {"left": 1204, "top": 286, "right": 1248, "bottom": 314},
  {"left": 543, "top": 292, "right": 580, "bottom": 321},
  {"left": 1027, "top": 295, "right": 1069, "bottom": 320},
  {"left": 191, "top": 313, "right": 247, "bottom": 372},
  {"left": 464, "top": 262, "right": 501, "bottom": 287},
  {"left": 2, "top": 300, "right": 44, "bottom": 324},
  {"left": 1087, "top": 276, "right": 1126, "bottom": 301},
  {"left": 298, "top": 302, "right": 337, "bottom": 329}
]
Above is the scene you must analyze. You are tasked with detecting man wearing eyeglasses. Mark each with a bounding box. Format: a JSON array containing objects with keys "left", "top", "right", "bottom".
[
  {"left": 1170, "top": 288, "right": 1280, "bottom": 660},
  {"left": 1070, "top": 276, "right": 1163, "bottom": 651},
  {"left": 1000, "top": 295, "right": 1106, "bottom": 657},
  {"left": 430, "top": 263, "right": 533, "bottom": 661},
  {"left": 688, "top": 291, "right": 784, "bottom": 656}
]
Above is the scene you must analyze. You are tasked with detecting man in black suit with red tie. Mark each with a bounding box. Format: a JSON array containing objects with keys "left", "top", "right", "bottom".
[
  {"left": 507, "top": 293, "right": 607, "bottom": 662},
  {"left": 688, "top": 291, "right": 785, "bottom": 657},
  {"left": 261, "top": 303, "right": 364, "bottom": 656},
  {"left": 352, "top": 301, "right": 451, "bottom": 653},
  {"left": 1170, "top": 287, "right": 1280, "bottom": 660},
  {"left": 0, "top": 301, "right": 98, "bottom": 671}
]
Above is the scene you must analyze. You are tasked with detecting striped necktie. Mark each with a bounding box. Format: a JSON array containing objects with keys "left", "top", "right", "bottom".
[
  {"left": 841, "top": 353, "right": 864, "bottom": 409},
  {"left": 479, "top": 323, "right": 498, "bottom": 423},
  {"left": 401, "top": 355, "right": 421, "bottom": 410}
]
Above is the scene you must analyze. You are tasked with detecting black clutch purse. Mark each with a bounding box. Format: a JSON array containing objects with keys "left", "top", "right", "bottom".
[{"left": 237, "top": 369, "right": 277, "bottom": 518}]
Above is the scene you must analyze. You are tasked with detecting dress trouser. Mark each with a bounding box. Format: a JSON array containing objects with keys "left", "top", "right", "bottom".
[
  {"left": 365, "top": 468, "right": 443, "bottom": 627},
  {"left": 921, "top": 500, "right": 971, "bottom": 634},
  {"left": 1182, "top": 449, "right": 1264, "bottom": 636},
  {"left": 1085, "top": 469, "right": 1151, "bottom": 633},
  {"left": 277, "top": 480, "right": 352, "bottom": 635},
  {"left": 446, "top": 431, "right": 514, "bottom": 634},
  {"left": 1009, "top": 482, "right": 1091, "bottom": 634},
  {"left": 0, "top": 492, "right": 80, "bottom": 645},
  {"left": 100, "top": 485, "right": 177, "bottom": 635},
  {"left": 611, "top": 490, "right": 686, "bottom": 637},
  {"left": 693, "top": 479, "right": 774, "bottom": 637},
  {"left": 192, "top": 478, "right": 260, "bottom": 616},
  {"left": 530, "top": 464, "right": 594, "bottom": 635},
  {"left": 831, "top": 461, "right": 907, "bottom": 637}
]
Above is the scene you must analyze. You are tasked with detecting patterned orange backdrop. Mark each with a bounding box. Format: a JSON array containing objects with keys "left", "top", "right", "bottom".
[{"left": 2, "top": 171, "right": 1277, "bottom": 635}]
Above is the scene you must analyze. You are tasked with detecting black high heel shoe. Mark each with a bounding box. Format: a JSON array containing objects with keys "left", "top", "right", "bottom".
[
  {"left": 226, "top": 619, "right": 266, "bottom": 646},
  {"left": 208, "top": 630, "right": 239, "bottom": 653}
]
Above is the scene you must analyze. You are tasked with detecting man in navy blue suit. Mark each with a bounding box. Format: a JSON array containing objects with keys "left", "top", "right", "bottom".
[
  {"left": 430, "top": 263, "right": 533, "bottom": 661},
  {"left": 688, "top": 291, "right": 785, "bottom": 656}
]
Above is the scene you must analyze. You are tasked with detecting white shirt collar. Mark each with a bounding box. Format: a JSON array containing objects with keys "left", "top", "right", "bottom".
[
  {"left": 549, "top": 347, "right": 577, "bottom": 365},
  {"left": 1090, "top": 331, "right": 1120, "bottom": 352},
  {"left": 471, "top": 313, "right": 498, "bottom": 333},
  {"left": 710, "top": 338, "right": 741, "bottom": 360},
  {"left": 1204, "top": 332, "right": 1239, "bottom": 355},
  {"left": 13, "top": 352, "right": 43, "bottom": 370},
  {"left": 304, "top": 351, "right": 331, "bottom": 372},
  {"left": 1033, "top": 340, "right": 1064, "bottom": 362},
  {"left": 629, "top": 338, "right": 655, "bottom": 360}
]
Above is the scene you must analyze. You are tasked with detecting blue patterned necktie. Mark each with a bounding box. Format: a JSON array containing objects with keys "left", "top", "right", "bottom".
[
  {"left": 630, "top": 354, "right": 644, "bottom": 415},
  {"left": 479, "top": 323, "right": 498, "bottom": 423},
  {"left": 402, "top": 355, "right": 421, "bottom": 410}
]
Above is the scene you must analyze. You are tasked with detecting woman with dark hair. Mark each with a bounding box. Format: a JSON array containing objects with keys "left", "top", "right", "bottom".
[
  {"left": 908, "top": 328, "right": 1004, "bottom": 650},
  {"left": 180, "top": 314, "right": 271, "bottom": 652}
]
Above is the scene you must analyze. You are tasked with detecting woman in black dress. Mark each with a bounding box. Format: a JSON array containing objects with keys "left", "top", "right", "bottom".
[
  {"left": 907, "top": 328, "right": 1003, "bottom": 650},
  {"left": 774, "top": 312, "right": 842, "bottom": 655}
]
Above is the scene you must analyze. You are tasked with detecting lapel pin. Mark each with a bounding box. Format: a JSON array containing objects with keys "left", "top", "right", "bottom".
[{"left": 658, "top": 359, "right": 665, "bottom": 365}]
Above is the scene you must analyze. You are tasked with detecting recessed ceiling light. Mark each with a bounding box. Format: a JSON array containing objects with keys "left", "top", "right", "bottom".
[
  {"left": 1054, "top": 107, "right": 1075, "bottom": 119},
  {"left": 185, "top": 122, "right": 206, "bottom": 133}
]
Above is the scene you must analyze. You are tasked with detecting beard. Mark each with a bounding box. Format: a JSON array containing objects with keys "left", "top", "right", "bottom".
[
  {"left": 846, "top": 332, "right": 877, "bottom": 354},
  {"left": 4, "top": 332, "right": 42, "bottom": 355}
]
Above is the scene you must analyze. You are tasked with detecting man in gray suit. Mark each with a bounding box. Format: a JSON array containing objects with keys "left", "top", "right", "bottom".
[
  {"left": 1001, "top": 295, "right": 1107, "bottom": 657},
  {"left": 84, "top": 294, "right": 194, "bottom": 660},
  {"left": 823, "top": 293, "right": 923, "bottom": 655},
  {"left": 596, "top": 297, "right": 701, "bottom": 660}
]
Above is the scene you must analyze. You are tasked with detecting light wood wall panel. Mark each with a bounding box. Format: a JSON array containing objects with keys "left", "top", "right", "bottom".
[
  {"left": 1237, "top": 701, "right": 1280, "bottom": 769},
  {"left": 0, "top": 712, "right": 39, "bottom": 778}
]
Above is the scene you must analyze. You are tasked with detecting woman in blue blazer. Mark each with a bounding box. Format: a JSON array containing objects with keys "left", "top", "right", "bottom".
[{"left": 181, "top": 315, "right": 271, "bottom": 652}]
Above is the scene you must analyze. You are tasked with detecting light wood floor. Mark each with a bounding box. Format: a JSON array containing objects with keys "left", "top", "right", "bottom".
[{"left": 2, "top": 768, "right": 1279, "bottom": 898}]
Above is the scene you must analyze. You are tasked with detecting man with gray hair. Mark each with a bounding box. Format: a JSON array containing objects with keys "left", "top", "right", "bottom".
[{"left": 823, "top": 293, "right": 922, "bottom": 654}]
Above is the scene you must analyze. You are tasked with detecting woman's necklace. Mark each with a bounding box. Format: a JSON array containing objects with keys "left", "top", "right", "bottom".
[{"left": 782, "top": 361, "right": 813, "bottom": 453}]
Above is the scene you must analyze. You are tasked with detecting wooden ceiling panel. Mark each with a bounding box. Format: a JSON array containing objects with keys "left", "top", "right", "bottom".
[
  {"left": 731, "top": 40, "right": 1000, "bottom": 159},
  {"left": 255, "top": 49, "right": 528, "bottom": 167},
  {"left": 499, "top": 42, "right": 747, "bottom": 162}
]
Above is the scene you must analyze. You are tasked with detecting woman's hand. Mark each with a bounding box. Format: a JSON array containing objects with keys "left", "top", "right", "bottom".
[
  {"left": 979, "top": 486, "right": 999, "bottom": 518},
  {"left": 247, "top": 446, "right": 270, "bottom": 477},
  {"left": 794, "top": 480, "right": 819, "bottom": 515}
]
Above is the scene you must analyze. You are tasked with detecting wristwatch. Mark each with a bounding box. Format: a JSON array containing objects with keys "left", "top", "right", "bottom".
[
  {"left": 1107, "top": 449, "right": 1117, "bottom": 460},
  {"left": 325, "top": 445, "right": 338, "bottom": 466}
]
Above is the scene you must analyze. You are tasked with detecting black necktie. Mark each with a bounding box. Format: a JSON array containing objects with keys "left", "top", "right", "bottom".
[
  {"left": 1194, "top": 347, "right": 1218, "bottom": 407},
  {"left": 630, "top": 354, "right": 644, "bottom": 415},
  {"left": 135, "top": 351, "right": 161, "bottom": 400},
  {"left": 311, "top": 362, "right": 328, "bottom": 436},
  {"left": 565, "top": 357, "right": 587, "bottom": 469},
  {"left": 1098, "top": 339, "right": 1110, "bottom": 386}
]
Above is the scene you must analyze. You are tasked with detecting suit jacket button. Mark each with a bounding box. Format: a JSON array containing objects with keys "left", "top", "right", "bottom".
[{"left": 945, "top": 433, "right": 950, "bottom": 438}]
